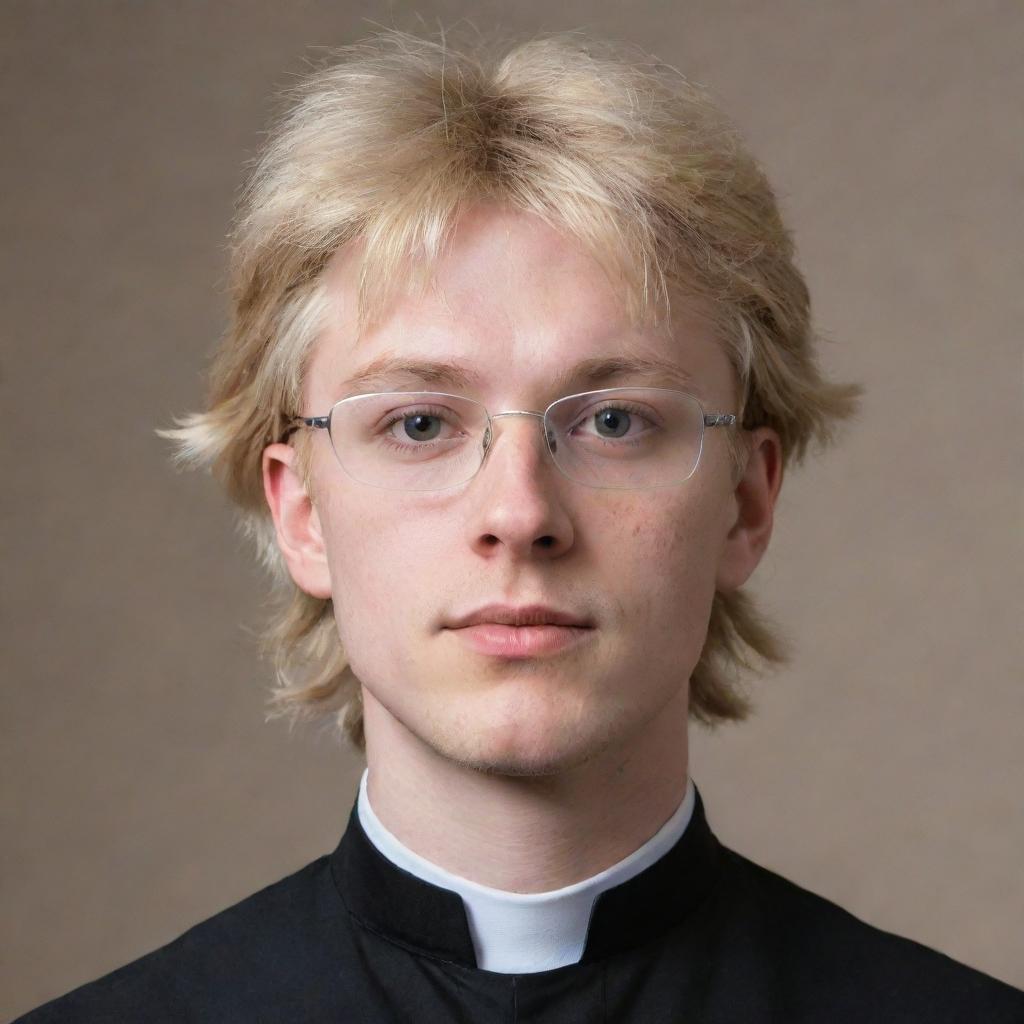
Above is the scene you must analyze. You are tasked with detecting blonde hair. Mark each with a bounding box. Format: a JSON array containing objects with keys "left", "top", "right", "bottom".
[{"left": 158, "top": 28, "right": 861, "bottom": 748}]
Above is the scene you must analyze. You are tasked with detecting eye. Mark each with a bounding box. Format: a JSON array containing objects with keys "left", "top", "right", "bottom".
[
  {"left": 377, "top": 404, "right": 465, "bottom": 447},
  {"left": 400, "top": 413, "right": 443, "bottom": 442},
  {"left": 592, "top": 407, "right": 632, "bottom": 438},
  {"left": 572, "top": 401, "right": 653, "bottom": 441}
]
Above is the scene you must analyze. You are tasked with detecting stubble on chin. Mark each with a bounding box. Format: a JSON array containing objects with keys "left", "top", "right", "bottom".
[{"left": 413, "top": 687, "right": 639, "bottom": 779}]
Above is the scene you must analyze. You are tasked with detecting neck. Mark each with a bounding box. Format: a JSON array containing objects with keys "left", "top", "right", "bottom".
[{"left": 361, "top": 686, "right": 690, "bottom": 893}]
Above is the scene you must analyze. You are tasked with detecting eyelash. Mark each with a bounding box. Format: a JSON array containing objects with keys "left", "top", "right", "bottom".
[
  {"left": 377, "top": 406, "right": 463, "bottom": 449},
  {"left": 577, "top": 401, "right": 653, "bottom": 428}
]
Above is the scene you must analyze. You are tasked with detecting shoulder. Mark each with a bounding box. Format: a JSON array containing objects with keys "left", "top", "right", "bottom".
[
  {"left": 711, "top": 845, "right": 1024, "bottom": 1022},
  {"left": 11, "top": 853, "right": 348, "bottom": 1023}
]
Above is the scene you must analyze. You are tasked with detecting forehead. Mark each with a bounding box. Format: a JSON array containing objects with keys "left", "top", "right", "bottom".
[{"left": 306, "top": 206, "right": 735, "bottom": 409}]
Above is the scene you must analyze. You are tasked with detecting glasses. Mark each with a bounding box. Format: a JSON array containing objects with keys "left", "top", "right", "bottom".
[{"left": 288, "top": 387, "right": 737, "bottom": 492}]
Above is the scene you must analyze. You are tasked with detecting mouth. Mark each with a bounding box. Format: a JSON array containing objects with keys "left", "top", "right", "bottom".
[
  {"left": 445, "top": 603, "right": 594, "bottom": 630},
  {"left": 445, "top": 622, "right": 594, "bottom": 659}
]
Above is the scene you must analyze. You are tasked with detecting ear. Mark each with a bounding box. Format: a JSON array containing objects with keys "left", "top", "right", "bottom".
[
  {"left": 261, "top": 442, "right": 333, "bottom": 599},
  {"left": 715, "top": 426, "right": 784, "bottom": 593}
]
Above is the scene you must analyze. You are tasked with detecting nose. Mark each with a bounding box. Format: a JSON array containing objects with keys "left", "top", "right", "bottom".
[{"left": 464, "top": 412, "right": 575, "bottom": 560}]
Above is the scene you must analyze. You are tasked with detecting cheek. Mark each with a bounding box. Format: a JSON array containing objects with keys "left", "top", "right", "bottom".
[
  {"left": 316, "top": 491, "right": 388, "bottom": 643},
  {"left": 604, "top": 490, "right": 724, "bottom": 573},
  {"left": 318, "top": 491, "right": 452, "bottom": 647},
  {"left": 602, "top": 495, "right": 725, "bottom": 628}
]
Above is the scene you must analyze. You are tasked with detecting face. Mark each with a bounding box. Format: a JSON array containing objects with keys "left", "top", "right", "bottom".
[{"left": 266, "top": 205, "right": 778, "bottom": 776}]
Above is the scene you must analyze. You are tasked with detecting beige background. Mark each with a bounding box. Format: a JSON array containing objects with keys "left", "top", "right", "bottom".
[{"left": 2, "top": 1, "right": 1022, "bottom": 1017}]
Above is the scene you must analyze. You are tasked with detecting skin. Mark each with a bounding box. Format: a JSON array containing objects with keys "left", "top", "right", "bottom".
[{"left": 262, "top": 205, "right": 783, "bottom": 892}]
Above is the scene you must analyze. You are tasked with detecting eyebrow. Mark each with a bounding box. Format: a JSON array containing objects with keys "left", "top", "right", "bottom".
[{"left": 335, "top": 354, "right": 703, "bottom": 401}]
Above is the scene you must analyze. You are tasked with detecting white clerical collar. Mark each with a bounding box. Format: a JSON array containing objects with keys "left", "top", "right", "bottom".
[{"left": 356, "top": 768, "right": 696, "bottom": 974}]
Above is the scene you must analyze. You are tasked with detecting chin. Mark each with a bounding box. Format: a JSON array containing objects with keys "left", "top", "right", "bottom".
[{"left": 423, "top": 689, "right": 630, "bottom": 778}]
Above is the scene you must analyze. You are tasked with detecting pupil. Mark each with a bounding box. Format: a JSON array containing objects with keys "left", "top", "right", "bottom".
[
  {"left": 404, "top": 414, "right": 439, "bottom": 441},
  {"left": 598, "top": 409, "right": 629, "bottom": 437}
]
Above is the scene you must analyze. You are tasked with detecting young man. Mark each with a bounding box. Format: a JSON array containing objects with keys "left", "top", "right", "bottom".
[{"left": 16, "top": 29, "right": 1023, "bottom": 1023}]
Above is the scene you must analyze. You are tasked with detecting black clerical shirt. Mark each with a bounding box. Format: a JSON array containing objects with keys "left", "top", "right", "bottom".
[{"left": 13, "top": 786, "right": 1024, "bottom": 1022}]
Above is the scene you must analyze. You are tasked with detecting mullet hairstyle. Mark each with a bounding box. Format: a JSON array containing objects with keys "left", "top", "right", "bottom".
[{"left": 158, "top": 28, "right": 862, "bottom": 749}]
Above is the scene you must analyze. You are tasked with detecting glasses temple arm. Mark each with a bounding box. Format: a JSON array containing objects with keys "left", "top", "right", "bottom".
[{"left": 703, "top": 413, "right": 737, "bottom": 428}]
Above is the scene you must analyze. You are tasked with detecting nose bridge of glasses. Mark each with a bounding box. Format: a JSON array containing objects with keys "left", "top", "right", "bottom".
[{"left": 482, "top": 409, "right": 554, "bottom": 459}]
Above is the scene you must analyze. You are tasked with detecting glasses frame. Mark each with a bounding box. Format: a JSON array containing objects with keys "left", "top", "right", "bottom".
[{"left": 285, "top": 387, "right": 738, "bottom": 492}]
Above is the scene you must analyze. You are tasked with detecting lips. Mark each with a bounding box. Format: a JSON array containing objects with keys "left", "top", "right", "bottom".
[
  {"left": 443, "top": 604, "right": 594, "bottom": 659},
  {"left": 445, "top": 603, "right": 593, "bottom": 629}
]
